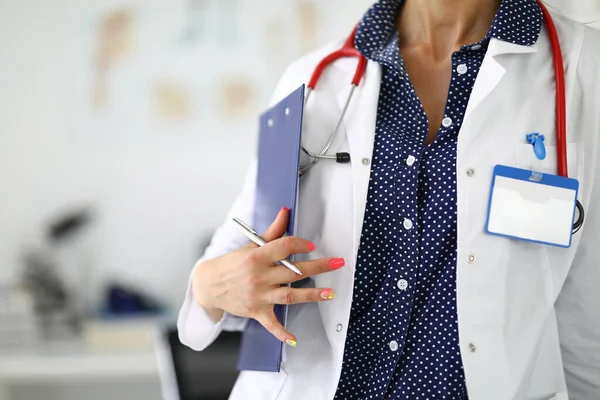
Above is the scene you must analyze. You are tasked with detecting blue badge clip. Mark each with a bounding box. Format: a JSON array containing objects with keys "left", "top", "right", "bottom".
[
  {"left": 526, "top": 133, "right": 546, "bottom": 160},
  {"left": 529, "top": 171, "right": 543, "bottom": 182}
]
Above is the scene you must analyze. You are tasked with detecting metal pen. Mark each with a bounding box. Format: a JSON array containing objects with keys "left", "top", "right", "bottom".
[{"left": 232, "top": 217, "right": 303, "bottom": 275}]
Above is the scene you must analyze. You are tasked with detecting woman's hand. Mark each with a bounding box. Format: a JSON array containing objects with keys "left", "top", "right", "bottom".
[{"left": 191, "top": 207, "right": 345, "bottom": 347}]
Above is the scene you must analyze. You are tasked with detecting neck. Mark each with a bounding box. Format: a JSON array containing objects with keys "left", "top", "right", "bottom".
[{"left": 398, "top": 0, "right": 502, "bottom": 60}]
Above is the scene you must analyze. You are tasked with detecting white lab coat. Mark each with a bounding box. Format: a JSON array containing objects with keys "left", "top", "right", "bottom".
[{"left": 178, "top": 10, "right": 600, "bottom": 400}]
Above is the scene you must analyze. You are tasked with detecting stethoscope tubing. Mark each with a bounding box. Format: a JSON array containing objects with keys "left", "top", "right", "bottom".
[{"left": 299, "top": 0, "right": 585, "bottom": 233}]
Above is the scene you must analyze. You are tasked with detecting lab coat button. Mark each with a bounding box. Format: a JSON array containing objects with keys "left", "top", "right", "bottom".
[
  {"left": 457, "top": 64, "right": 468, "bottom": 75},
  {"left": 406, "top": 155, "right": 416, "bottom": 166},
  {"left": 467, "top": 254, "right": 476, "bottom": 264},
  {"left": 442, "top": 117, "right": 453, "bottom": 128},
  {"left": 362, "top": 157, "right": 370, "bottom": 165},
  {"left": 468, "top": 343, "right": 477, "bottom": 353},
  {"left": 466, "top": 168, "right": 475, "bottom": 177},
  {"left": 403, "top": 218, "right": 413, "bottom": 230},
  {"left": 397, "top": 279, "right": 408, "bottom": 291},
  {"left": 336, "top": 324, "right": 343, "bottom": 332},
  {"left": 389, "top": 340, "right": 399, "bottom": 352}
]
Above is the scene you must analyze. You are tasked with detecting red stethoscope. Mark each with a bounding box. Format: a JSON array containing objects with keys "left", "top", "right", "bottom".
[{"left": 300, "top": 0, "right": 584, "bottom": 233}]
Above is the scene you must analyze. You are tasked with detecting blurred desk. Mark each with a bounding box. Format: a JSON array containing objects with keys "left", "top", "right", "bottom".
[
  {"left": 0, "top": 345, "right": 160, "bottom": 400},
  {"left": 0, "top": 347, "right": 159, "bottom": 384},
  {"left": 0, "top": 319, "right": 242, "bottom": 400},
  {"left": 0, "top": 318, "right": 162, "bottom": 400}
]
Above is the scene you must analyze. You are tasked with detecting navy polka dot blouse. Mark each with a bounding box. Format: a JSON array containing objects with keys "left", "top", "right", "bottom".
[{"left": 334, "top": 1, "right": 542, "bottom": 399}]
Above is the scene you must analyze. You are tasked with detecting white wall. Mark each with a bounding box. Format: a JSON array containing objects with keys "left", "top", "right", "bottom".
[{"left": 0, "top": 0, "right": 372, "bottom": 312}]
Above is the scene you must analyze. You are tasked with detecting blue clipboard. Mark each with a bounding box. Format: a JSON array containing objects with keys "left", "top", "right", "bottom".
[
  {"left": 485, "top": 165, "right": 579, "bottom": 248},
  {"left": 236, "top": 85, "right": 305, "bottom": 372}
]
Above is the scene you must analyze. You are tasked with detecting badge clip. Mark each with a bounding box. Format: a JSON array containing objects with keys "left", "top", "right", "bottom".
[
  {"left": 526, "top": 133, "right": 546, "bottom": 160},
  {"left": 529, "top": 171, "right": 543, "bottom": 182}
]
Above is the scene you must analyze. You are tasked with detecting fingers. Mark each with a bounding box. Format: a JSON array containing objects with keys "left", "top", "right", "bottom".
[
  {"left": 299, "top": 257, "right": 345, "bottom": 278},
  {"left": 253, "top": 285, "right": 338, "bottom": 347},
  {"left": 268, "top": 257, "right": 346, "bottom": 283},
  {"left": 256, "top": 208, "right": 316, "bottom": 262},
  {"left": 255, "top": 309, "right": 297, "bottom": 347},
  {"left": 267, "top": 287, "right": 336, "bottom": 305},
  {"left": 260, "top": 235, "right": 315, "bottom": 263},
  {"left": 261, "top": 207, "right": 290, "bottom": 242}
]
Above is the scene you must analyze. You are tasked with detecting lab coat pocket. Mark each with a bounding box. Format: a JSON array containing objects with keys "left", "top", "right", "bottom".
[
  {"left": 515, "top": 142, "right": 583, "bottom": 300},
  {"left": 515, "top": 142, "right": 585, "bottom": 233},
  {"left": 515, "top": 143, "right": 583, "bottom": 184}
]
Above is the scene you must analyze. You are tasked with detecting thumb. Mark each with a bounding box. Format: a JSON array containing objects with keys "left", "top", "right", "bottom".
[{"left": 261, "top": 207, "right": 290, "bottom": 242}]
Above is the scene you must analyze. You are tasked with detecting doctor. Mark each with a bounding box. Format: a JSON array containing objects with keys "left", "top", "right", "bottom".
[{"left": 178, "top": 0, "right": 600, "bottom": 399}]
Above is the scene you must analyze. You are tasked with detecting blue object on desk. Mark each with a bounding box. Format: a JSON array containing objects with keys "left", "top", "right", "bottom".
[
  {"left": 102, "top": 284, "right": 163, "bottom": 316},
  {"left": 236, "top": 85, "right": 305, "bottom": 373}
]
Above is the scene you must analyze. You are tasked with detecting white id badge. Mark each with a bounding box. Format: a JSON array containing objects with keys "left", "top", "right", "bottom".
[{"left": 485, "top": 165, "right": 579, "bottom": 248}]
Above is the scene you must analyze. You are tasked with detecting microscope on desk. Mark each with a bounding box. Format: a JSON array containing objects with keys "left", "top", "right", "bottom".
[{"left": 21, "top": 210, "right": 92, "bottom": 340}]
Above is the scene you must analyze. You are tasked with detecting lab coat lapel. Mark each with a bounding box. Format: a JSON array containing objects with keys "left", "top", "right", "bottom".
[
  {"left": 336, "top": 60, "right": 382, "bottom": 261},
  {"left": 462, "top": 38, "right": 539, "bottom": 142}
]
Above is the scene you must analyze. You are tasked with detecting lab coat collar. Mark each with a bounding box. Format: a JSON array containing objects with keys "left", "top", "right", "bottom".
[
  {"left": 490, "top": 37, "right": 540, "bottom": 56},
  {"left": 464, "top": 37, "right": 538, "bottom": 122}
]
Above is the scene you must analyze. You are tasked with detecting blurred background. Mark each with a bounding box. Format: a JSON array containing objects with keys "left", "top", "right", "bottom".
[{"left": 0, "top": 1, "right": 597, "bottom": 399}]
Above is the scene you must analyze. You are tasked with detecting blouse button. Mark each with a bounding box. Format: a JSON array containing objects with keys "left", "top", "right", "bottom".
[
  {"left": 442, "top": 117, "right": 453, "bottom": 128},
  {"left": 397, "top": 279, "right": 408, "bottom": 291},
  {"left": 457, "top": 64, "right": 468, "bottom": 75},
  {"left": 389, "top": 340, "right": 399, "bottom": 352}
]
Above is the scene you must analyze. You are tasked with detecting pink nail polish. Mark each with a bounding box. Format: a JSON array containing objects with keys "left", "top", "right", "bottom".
[
  {"left": 308, "top": 242, "right": 316, "bottom": 251},
  {"left": 329, "top": 258, "right": 345, "bottom": 270},
  {"left": 281, "top": 207, "right": 289, "bottom": 212}
]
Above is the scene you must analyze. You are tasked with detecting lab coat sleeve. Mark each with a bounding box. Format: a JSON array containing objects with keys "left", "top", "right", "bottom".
[
  {"left": 555, "top": 26, "right": 600, "bottom": 400},
  {"left": 177, "top": 160, "right": 257, "bottom": 351},
  {"left": 177, "top": 65, "right": 297, "bottom": 351}
]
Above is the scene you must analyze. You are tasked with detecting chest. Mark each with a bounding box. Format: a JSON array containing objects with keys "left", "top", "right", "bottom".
[
  {"left": 400, "top": 48, "right": 485, "bottom": 145},
  {"left": 403, "top": 55, "right": 452, "bottom": 139}
]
